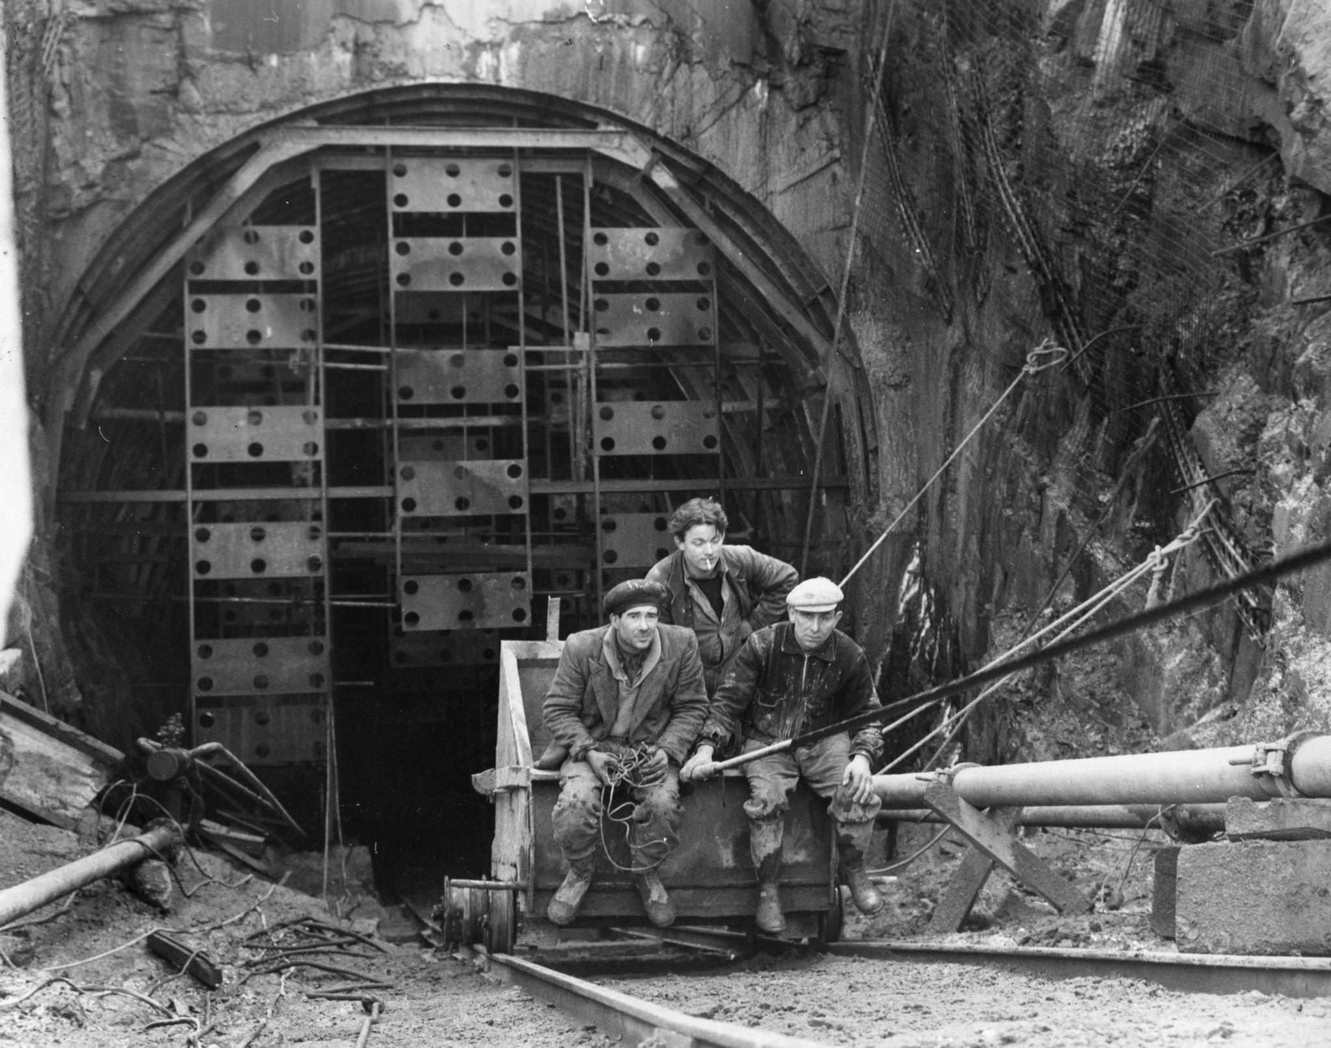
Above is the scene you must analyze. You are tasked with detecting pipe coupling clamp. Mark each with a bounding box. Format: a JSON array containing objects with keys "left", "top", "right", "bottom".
[{"left": 1247, "top": 731, "right": 1318, "bottom": 798}]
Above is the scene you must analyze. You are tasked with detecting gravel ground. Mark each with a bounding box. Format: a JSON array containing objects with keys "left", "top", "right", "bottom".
[
  {"left": 2, "top": 808, "right": 1327, "bottom": 1047},
  {"left": 601, "top": 952, "right": 1330, "bottom": 1047},
  {"left": 0, "top": 810, "right": 612, "bottom": 1048}
]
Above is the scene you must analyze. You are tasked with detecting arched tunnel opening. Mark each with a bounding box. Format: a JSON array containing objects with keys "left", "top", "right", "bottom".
[{"left": 52, "top": 89, "right": 870, "bottom": 901}]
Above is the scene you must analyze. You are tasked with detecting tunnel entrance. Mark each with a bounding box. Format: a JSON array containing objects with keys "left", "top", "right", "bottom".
[{"left": 54, "top": 92, "right": 867, "bottom": 894}]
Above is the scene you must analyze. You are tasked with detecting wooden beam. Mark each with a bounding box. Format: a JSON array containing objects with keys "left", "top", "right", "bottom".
[{"left": 923, "top": 781, "right": 1090, "bottom": 917}]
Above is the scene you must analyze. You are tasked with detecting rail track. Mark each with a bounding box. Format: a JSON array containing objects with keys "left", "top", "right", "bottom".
[{"left": 472, "top": 934, "right": 1331, "bottom": 1048}]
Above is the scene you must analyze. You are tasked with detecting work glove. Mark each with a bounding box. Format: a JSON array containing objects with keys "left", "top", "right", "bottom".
[
  {"left": 680, "top": 743, "right": 718, "bottom": 783},
  {"left": 841, "top": 753, "right": 875, "bottom": 805},
  {"left": 634, "top": 746, "right": 670, "bottom": 788},
  {"left": 585, "top": 747, "right": 620, "bottom": 786}
]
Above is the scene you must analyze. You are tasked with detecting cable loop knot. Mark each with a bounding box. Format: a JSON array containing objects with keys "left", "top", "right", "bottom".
[{"left": 1023, "top": 339, "right": 1069, "bottom": 374}]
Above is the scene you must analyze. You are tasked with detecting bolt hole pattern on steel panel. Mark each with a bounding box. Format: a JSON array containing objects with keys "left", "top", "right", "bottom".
[
  {"left": 394, "top": 348, "right": 523, "bottom": 405},
  {"left": 191, "top": 521, "right": 327, "bottom": 579},
  {"left": 389, "top": 157, "right": 517, "bottom": 214},
  {"left": 398, "top": 459, "right": 528, "bottom": 518},
  {"left": 192, "top": 636, "right": 331, "bottom": 696},
  {"left": 193, "top": 695, "right": 328, "bottom": 766},
  {"left": 388, "top": 627, "right": 502, "bottom": 668},
  {"left": 592, "top": 401, "right": 720, "bottom": 456},
  {"left": 186, "top": 225, "right": 320, "bottom": 282},
  {"left": 588, "top": 227, "right": 715, "bottom": 347},
  {"left": 599, "top": 513, "right": 673, "bottom": 568},
  {"left": 399, "top": 573, "right": 530, "bottom": 631},
  {"left": 391, "top": 237, "right": 520, "bottom": 292},
  {"left": 188, "top": 406, "right": 323, "bottom": 462},
  {"left": 187, "top": 294, "right": 320, "bottom": 349}
]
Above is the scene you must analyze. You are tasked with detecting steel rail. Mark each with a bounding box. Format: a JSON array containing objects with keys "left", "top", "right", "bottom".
[
  {"left": 485, "top": 951, "right": 835, "bottom": 1048},
  {"left": 827, "top": 940, "right": 1331, "bottom": 999}
]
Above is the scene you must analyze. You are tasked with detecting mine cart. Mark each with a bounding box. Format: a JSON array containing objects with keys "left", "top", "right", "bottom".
[{"left": 465, "top": 640, "right": 840, "bottom": 952}]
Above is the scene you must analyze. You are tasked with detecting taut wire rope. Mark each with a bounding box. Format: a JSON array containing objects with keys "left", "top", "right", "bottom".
[
  {"left": 839, "top": 340, "right": 1067, "bottom": 589},
  {"left": 881, "top": 500, "right": 1216, "bottom": 776}
]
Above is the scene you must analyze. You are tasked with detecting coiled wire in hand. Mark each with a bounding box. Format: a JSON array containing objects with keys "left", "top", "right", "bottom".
[{"left": 597, "top": 741, "right": 670, "bottom": 873}]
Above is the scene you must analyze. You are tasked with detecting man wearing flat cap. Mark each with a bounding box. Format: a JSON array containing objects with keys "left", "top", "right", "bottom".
[
  {"left": 541, "top": 578, "right": 709, "bottom": 928},
  {"left": 681, "top": 577, "right": 885, "bottom": 934}
]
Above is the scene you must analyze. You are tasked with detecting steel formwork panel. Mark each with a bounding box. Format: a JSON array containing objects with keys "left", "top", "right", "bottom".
[
  {"left": 593, "top": 401, "right": 720, "bottom": 456},
  {"left": 391, "top": 237, "right": 520, "bottom": 293},
  {"left": 192, "top": 521, "right": 327, "bottom": 579},
  {"left": 187, "top": 225, "right": 321, "bottom": 282},
  {"left": 187, "top": 294, "right": 319, "bottom": 349},
  {"left": 194, "top": 695, "right": 327, "bottom": 766},
  {"left": 389, "top": 157, "right": 517, "bottom": 213},
  {"left": 188, "top": 405, "right": 323, "bottom": 462},
  {"left": 389, "top": 627, "right": 502, "bottom": 668},
  {"left": 192, "top": 636, "right": 330, "bottom": 696},
  {"left": 395, "top": 349, "right": 522, "bottom": 405},
  {"left": 587, "top": 227, "right": 714, "bottom": 281},
  {"left": 400, "top": 572, "right": 531, "bottom": 630},
  {"left": 592, "top": 292, "right": 715, "bottom": 347},
  {"left": 599, "top": 512, "right": 673, "bottom": 569},
  {"left": 398, "top": 459, "right": 528, "bottom": 517},
  {"left": 398, "top": 433, "right": 493, "bottom": 459}
]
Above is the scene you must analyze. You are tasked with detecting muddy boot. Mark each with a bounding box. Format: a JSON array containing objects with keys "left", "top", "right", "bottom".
[
  {"left": 546, "top": 865, "right": 594, "bottom": 926},
  {"left": 748, "top": 817, "right": 786, "bottom": 935},
  {"left": 837, "top": 820, "right": 884, "bottom": 916},
  {"left": 635, "top": 870, "right": 676, "bottom": 928}
]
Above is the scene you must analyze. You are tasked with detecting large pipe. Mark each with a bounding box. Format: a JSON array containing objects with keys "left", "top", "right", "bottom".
[
  {"left": 0, "top": 824, "right": 182, "bottom": 928},
  {"left": 874, "top": 734, "right": 1331, "bottom": 810},
  {"left": 879, "top": 803, "right": 1227, "bottom": 832}
]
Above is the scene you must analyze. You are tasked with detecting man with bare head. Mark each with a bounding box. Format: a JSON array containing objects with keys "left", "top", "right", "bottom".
[{"left": 646, "top": 497, "right": 797, "bottom": 695}]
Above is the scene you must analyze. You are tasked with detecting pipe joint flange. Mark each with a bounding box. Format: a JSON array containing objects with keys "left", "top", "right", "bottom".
[
  {"left": 1248, "top": 733, "right": 1317, "bottom": 798},
  {"left": 929, "top": 761, "right": 981, "bottom": 786}
]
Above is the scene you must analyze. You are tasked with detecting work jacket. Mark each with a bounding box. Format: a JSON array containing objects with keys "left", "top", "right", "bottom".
[
  {"left": 700, "top": 621, "right": 884, "bottom": 763},
  {"left": 541, "top": 623, "right": 709, "bottom": 766},
  {"left": 645, "top": 544, "right": 797, "bottom": 693}
]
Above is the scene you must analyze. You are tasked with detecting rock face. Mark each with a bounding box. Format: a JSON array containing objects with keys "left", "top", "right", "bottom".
[{"left": 8, "top": 0, "right": 1331, "bottom": 757}]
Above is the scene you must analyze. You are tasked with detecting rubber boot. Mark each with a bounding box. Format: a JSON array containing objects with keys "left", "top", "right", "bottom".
[
  {"left": 748, "top": 817, "right": 787, "bottom": 935},
  {"left": 546, "top": 864, "right": 594, "bottom": 926},
  {"left": 836, "top": 820, "right": 884, "bottom": 916},
  {"left": 635, "top": 869, "right": 676, "bottom": 928}
]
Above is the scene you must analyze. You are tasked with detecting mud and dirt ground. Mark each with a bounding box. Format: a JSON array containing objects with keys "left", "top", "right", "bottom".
[{"left": 2, "top": 808, "right": 1327, "bottom": 1047}]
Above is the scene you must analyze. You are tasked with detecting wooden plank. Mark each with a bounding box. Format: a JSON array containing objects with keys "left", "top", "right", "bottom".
[
  {"left": 929, "top": 844, "right": 998, "bottom": 934},
  {"left": 0, "top": 693, "right": 123, "bottom": 830},
  {"left": 923, "top": 782, "right": 1089, "bottom": 915}
]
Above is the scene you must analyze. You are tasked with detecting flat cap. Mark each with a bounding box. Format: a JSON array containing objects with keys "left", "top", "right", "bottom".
[
  {"left": 604, "top": 579, "right": 670, "bottom": 618},
  {"left": 786, "top": 576, "right": 843, "bottom": 612}
]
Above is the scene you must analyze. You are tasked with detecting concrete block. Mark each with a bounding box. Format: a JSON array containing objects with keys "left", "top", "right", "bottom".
[
  {"left": 1176, "top": 839, "right": 1331, "bottom": 955},
  {"left": 1226, "top": 796, "right": 1331, "bottom": 840},
  {"left": 1150, "top": 846, "right": 1178, "bottom": 940}
]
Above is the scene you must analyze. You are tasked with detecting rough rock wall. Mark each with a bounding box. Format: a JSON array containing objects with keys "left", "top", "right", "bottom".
[{"left": 855, "top": 0, "right": 1331, "bottom": 759}]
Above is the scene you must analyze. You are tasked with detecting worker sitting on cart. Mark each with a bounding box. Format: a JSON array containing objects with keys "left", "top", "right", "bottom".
[
  {"left": 679, "top": 577, "right": 885, "bottom": 935},
  {"left": 645, "top": 497, "right": 798, "bottom": 696},
  {"left": 542, "top": 578, "right": 709, "bottom": 929}
]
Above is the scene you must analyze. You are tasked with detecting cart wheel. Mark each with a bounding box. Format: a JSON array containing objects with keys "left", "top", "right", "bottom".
[
  {"left": 816, "top": 886, "right": 845, "bottom": 945},
  {"left": 486, "top": 889, "right": 516, "bottom": 953}
]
